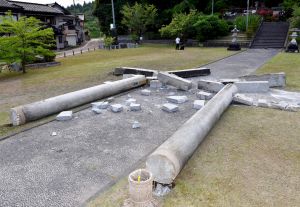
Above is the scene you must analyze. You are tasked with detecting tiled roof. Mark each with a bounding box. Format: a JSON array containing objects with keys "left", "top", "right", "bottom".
[
  {"left": 0, "top": 0, "right": 21, "bottom": 9},
  {"left": 7, "top": 1, "right": 64, "bottom": 14}
]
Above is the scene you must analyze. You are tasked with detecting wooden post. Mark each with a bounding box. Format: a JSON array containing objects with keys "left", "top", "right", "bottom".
[{"left": 72, "top": 50, "right": 74, "bottom": 56}]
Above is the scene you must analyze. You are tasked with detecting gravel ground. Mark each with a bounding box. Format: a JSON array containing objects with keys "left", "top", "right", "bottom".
[{"left": 0, "top": 85, "right": 202, "bottom": 207}]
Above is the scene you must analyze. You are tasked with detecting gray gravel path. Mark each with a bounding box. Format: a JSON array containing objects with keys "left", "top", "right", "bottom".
[{"left": 0, "top": 48, "right": 280, "bottom": 207}]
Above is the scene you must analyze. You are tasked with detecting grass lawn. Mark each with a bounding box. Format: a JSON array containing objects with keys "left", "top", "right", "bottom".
[
  {"left": 88, "top": 106, "right": 300, "bottom": 207},
  {"left": 0, "top": 45, "right": 236, "bottom": 136},
  {"left": 257, "top": 52, "right": 300, "bottom": 91}
]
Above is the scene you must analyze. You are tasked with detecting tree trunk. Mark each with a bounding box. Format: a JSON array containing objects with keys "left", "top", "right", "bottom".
[{"left": 21, "top": 61, "right": 26, "bottom": 73}]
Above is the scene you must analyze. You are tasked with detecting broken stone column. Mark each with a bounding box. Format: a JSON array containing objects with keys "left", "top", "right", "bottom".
[
  {"left": 157, "top": 72, "right": 192, "bottom": 91},
  {"left": 146, "top": 84, "right": 238, "bottom": 184},
  {"left": 10, "top": 75, "right": 146, "bottom": 126}
]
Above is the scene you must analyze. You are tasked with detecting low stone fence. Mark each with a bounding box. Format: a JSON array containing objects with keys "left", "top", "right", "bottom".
[{"left": 26, "top": 62, "right": 61, "bottom": 69}]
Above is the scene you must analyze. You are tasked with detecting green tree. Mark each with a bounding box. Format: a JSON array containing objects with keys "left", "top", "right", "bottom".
[
  {"left": 121, "top": 3, "right": 158, "bottom": 37},
  {"left": 0, "top": 14, "right": 55, "bottom": 73},
  {"left": 159, "top": 10, "right": 199, "bottom": 39}
]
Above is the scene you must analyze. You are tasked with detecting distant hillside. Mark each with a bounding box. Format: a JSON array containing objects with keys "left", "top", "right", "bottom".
[{"left": 67, "top": 2, "right": 101, "bottom": 38}]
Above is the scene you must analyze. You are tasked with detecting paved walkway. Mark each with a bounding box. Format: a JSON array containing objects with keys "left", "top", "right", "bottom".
[
  {"left": 200, "top": 49, "right": 279, "bottom": 80},
  {"left": 56, "top": 39, "right": 102, "bottom": 58},
  {"left": 0, "top": 49, "right": 280, "bottom": 207}
]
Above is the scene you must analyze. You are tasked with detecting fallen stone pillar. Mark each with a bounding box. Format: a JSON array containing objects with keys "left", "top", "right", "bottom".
[
  {"left": 10, "top": 75, "right": 146, "bottom": 126},
  {"left": 157, "top": 72, "right": 192, "bottom": 91},
  {"left": 239, "top": 72, "right": 286, "bottom": 87},
  {"left": 146, "top": 84, "right": 238, "bottom": 184},
  {"left": 114, "top": 67, "right": 157, "bottom": 77},
  {"left": 167, "top": 68, "right": 211, "bottom": 78},
  {"left": 198, "top": 80, "right": 225, "bottom": 93},
  {"left": 234, "top": 81, "right": 269, "bottom": 93}
]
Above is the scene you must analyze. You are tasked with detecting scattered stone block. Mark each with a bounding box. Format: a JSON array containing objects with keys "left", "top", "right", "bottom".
[
  {"left": 92, "top": 107, "right": 102, "bottom": 114},
  {"left": 111, "top": 104, "right": 123, "bottom": 113},
  {"left": 196, "top": 91, "right": 214, "bottom": 100},
  {"left": 132, "top": 121, "right": 141, "bottom": 129},
  {"left": 162, "top": 103, "right": 179, "bottom": 113},
  {"left": 130, "top": 103, "right": 141, "bottom": 111},
  {"left": 150, "top": 80, "right": 163, "bottom": 89},
  {"left": 234, "top": 81, "right": 269, "bottom": 93},
  {"left": 167, "top": 68, "right": 211, "bottom": 78},
  {"left": 141, "top": 89, "right": 151, "bottom": 96},
  {"left": 233, "top": 94, "right": 254, "bottom": 106},
  {"left": 193, "top": 100, "right": 205, "bottom": 110},
  {"left": 166, "top": 96, "right": 188, "bottom": 104},
  {"left": 157, "top": 72, "right": 192, "bottom": 91},
  {"left": 51, "top": 132, "right": 57, "bottom": 136},
  {"left": 56, "top": 111, "right": 73, "bottom": 121},
  {"left": 91, "top": 101, "right": 109, "bottom": 109},
  {"left": 198, "top": 80, "right": 225, "bottom": 93},
  {"left": 125, "top": 98, "right": 136, "bottom": 106},
  {"left": 239, "top": 72, "right": 286, "bottom": 87}
]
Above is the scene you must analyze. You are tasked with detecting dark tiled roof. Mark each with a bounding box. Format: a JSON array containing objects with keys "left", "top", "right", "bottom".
[
  {"left": 8, "top": 1, "right": 64, "bottom": 14},
  {"left": 0, "top": 0, "right": 21, "bottom": 9}
]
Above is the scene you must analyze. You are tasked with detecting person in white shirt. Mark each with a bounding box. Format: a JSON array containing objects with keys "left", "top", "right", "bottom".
[{"left": 175, "top": 36, "right": 180, "bottom": 50}]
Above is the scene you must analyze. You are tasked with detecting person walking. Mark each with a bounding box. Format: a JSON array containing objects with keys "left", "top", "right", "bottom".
[{"left": 175, "top": 36, "right": 180, "bottom": 50}]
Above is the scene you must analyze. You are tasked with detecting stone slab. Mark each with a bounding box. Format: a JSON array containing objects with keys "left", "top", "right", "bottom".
[
  {"left": 110, "top": 104, "right": 123, "bottom": 112},
  {"left": 198, "top": 80, "right": 225, "bottom": 93},
  {"left": 132, "top": 121, "right": 141, "bottom": 129},
  {"left": 234, "top": 81, "right": 269, "bottom": 93},
  {"left": 166, "top": 96, "right": 188, "bottom": 104},
  {"left": 91, "top": 101, "right": 109, "bottom": 109},
  {"left": 141, "top": 89, "right": 151, "bottom": 96},
  {"left": 196, "top": 91, "right": 214, "bottom": 100},
  {"left": 193, "top": 100, "right": 205, "bottom": 110},
  {"left": 125, "top": 98, "right": 136, "bottom": 106},
  {"left": 56, "top": 111, "right": 73, "bottom": 121},
  {"left": 130, "top": 103, "right": 141, "bottom": 111},
  {"left": 92, "top": 107, "right": 102, "bottom": 114},
  {"left": 233, "top": 94, "right": 254, "bottom": 106},
  {"left": 162, "top": 103, "right": 179, "bottom": 113},
  {"left": 157, "top": 72, "right": 192, "bottom": 91},
  {"left": 239, "top": 72, "right": 286, "bottom": 87},
  {"left": 167, "top": 68, "right": 211, "bottom": 78},
  {"left": 150, "top": 80, "right": 163, "bottom": 89},
  {"left": 114, "top": 67, "right": 157, "bottom": 77}
]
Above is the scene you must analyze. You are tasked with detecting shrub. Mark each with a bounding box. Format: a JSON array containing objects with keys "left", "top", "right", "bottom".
[
  {"left": 234, "top": 14, "right": 261, "bottom": 32},
  {"left": 193, "top": 15, "right": 229, "bottom": 41},
  {"left": 103, "top": 36, "right": 115, "bottom": 47}
]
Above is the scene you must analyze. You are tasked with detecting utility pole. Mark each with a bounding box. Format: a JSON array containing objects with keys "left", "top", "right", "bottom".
[
  {"left": 246, "top": 0, "right": 250, "bottom": 31},
  {"left": 211, "top": 0, "right": 214, "bottom": 15},
  {"left": 111, "top": 0, "right": 116, "bottom": 29}
]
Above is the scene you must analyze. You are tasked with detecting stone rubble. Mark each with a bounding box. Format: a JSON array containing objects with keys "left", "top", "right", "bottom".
[
  {"left": 92, "top": 107, "right": 102, "bottom": 114},
  {"left": 91, "top": 101, "right": 109, "bottom": 109},
  {"left": 56, "top": 111, "right": 73, "bottom": 121},
  {"left": 110, "top": 104, "right": 123, "bottom": 113},
  {"left": 150, "top": 80, "right": 163, "bottom": 89},
  {"left": 162, "top": 103, "right": 179, "bottom": 113},
  {"left": 125, "top": 98, "right": 136, "bottom": 106},
  {"left": 193, "top": 100, "right": 205, "bottom": 110},
  {"left": 166, "top": 96, "right": 188, "bottom": 104},
  {"left": 141, "top": 89, "right": 151, "bottom": 96},
  {"left": 130, "top": 103, "right": 141, "bottom": 111},
  {"left": 132, "top": 121, "right": 141, "bottom": 129},
  {"left": 196, "top": 91, "right": 214, "bottom": 100}
]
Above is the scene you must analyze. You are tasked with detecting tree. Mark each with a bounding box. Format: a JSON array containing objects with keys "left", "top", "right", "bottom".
[
  {"left": 0, "top": 14, "right": 55, "bottom": 73},
  {"left": 121, "top": 3, "right": 158, "bottom": 38}
]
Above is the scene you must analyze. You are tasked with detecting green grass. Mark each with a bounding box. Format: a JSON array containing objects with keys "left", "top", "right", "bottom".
[
  {"left": 257, "top": 52, "right": 300, "bottom": 91},
  {"left": 0, "top": 45, "right": 236, "bottom": 136},
  {"left": 87, "top": 106, "right": 300, "bottom": 207}
]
